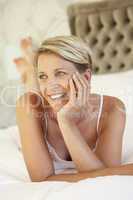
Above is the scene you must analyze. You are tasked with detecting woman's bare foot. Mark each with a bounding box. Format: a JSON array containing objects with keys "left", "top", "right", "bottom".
[{"left": 14, "top": 37, "right": 40, "bottom": 92}]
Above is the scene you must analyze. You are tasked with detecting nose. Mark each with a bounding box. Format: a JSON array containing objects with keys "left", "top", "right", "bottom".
[
  {"left": 43, "top": 76, "right": 68, "bottom": 96},
  {"left": 47, "top": 84, "right": 61, "bottom": 92},
  {"left": 46, "top": 79, "right": 62, "bottom": 94},
  {"left": 47, "top": 78, "right": 60, "bottom": 88},
  {"left": 47, "top": 74, "right": 66, "bottom": 87}
]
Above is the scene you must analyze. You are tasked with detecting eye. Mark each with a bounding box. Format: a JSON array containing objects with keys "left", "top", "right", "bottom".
[
  {"left": 38, "top": 71, "right": 67, "bottom": 80},
  {"left": 56, "top": 71, "right": 66, "bottom": 76},
  {"left": 38, "top": 74, "right": 47, "bottom": 80}
]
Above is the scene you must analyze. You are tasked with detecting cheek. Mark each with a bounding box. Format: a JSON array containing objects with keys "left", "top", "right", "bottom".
[
  {"left": 39, "top": 76, "right": 71, "bottom": 96},
  {"left": 39, "top": 84, "right": 47, "bottom": 97}
]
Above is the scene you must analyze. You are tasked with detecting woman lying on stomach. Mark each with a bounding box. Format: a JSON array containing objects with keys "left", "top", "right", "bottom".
[{"left": 15, "top": 35, "right": 132, "bottom": 182}]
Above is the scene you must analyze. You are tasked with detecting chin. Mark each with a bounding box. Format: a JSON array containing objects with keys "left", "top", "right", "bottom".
[
  {"left": 50, "top": 103, "right": 64, "bottom": 113},
  {"left": 49, "top": 99, "right": 68, "bottom": 113},
  {"left": 46, "top": 93, "right": 69, "bottom": 113}
]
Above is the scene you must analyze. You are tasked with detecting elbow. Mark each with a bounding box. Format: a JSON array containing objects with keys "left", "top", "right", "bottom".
[
  {"left": 30, "top": 177, "right": 50, "bottom": 182},
  {"left": 29, "top": 167, "right": 55, "bottom": 182},
  {"left": 30, "top": 171, "right": 54, "bottom": 182}
]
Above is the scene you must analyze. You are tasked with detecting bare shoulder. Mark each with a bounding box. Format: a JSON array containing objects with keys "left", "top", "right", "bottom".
[
  {"left": 93, "top": 94, "right": 126, "bottom": 134},
  {"left": 91, "top": 93, "right": 126, "bottom": 115},
  {"left": 101, "top": 95, "right": 126, "bottom": 131},
  {"left": 103, "top": 95, "right": 126, "bottom": 114}
]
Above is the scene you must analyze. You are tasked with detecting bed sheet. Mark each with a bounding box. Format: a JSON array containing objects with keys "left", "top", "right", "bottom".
[
  {"left": 0, "top": 176, "right": 133, "bottom": 200},
  {"left": 0, "top": 126, "right": 133, "bottom": 200}
]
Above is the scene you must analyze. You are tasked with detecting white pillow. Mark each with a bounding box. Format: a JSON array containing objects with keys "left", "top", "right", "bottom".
[
  {"left": 91, "top": 69, "right": 133, "bottom": 117},
  {"left": 91, "top": 69, "right": 133, "bottom": 163}
]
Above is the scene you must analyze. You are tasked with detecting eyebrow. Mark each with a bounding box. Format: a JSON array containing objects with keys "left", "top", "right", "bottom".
[{"left": 38, "top": 68, "right": 66, "bottom": 74}]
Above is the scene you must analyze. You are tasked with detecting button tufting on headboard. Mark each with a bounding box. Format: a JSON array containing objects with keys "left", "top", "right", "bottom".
[{"left": 67, "top": 0, "right": 133, "bottom": 74}]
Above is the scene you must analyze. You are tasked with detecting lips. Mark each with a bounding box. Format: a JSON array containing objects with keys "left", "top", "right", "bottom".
[
  {"left": 50, "top": 93, "right": 66, "bottom": 100},
  {"left": 47, "top": 91, "right": 69, "bottom": 103},
  {"left": 47, "top": 91, "right": 66, "bottom": 96}
]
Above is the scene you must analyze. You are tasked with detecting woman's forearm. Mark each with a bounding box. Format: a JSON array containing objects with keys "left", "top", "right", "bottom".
[
  {"left": 57, "top": 116, "right": 104, "bottom": 172},
  {"left": 45, "top": 164, "right": 133, "bottom": 182}
]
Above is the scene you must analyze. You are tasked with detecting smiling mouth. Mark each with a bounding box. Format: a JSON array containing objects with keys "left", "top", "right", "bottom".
[{"left": 48, "top": 93, "right": 68, "bottom": 101}]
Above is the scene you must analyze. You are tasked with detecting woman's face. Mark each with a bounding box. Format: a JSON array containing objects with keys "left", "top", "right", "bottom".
[{"left": 37, "top": 53, "right": 89, "bottom": 112}]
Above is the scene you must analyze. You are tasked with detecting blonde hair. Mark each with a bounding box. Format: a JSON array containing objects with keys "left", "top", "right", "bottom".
[{"left": 34, "top": 35, "right": 92, "bottom": 73}]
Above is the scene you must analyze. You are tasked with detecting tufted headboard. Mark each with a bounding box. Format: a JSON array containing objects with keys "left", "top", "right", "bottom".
[{"left": 67, "top": 0, "right": 133, "bottom": 74}]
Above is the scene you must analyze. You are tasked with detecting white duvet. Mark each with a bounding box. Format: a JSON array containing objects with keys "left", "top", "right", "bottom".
[{"left": 0, "top": 124, "right": 133, "bottom": 200}]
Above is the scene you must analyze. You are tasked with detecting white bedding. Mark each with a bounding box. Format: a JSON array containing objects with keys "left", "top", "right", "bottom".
[
  {"left": 0, "top": 175, "right": 133, "bottom": 200},
  {"left": 0, "top": 126, "right": 133, "bottom": 200},
  {"left": 0, "top": 69, "right": 133, "bottom": 199}
]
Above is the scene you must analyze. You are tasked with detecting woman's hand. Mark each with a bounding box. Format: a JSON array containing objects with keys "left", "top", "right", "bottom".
[{"left": 57, "top": 71, "right": 91, "bottom": 124}]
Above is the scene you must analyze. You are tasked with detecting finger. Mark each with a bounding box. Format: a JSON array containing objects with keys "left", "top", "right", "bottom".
[
  {"left": 76, "top": 71, "right": 90, "bottom": 90},
  {"left": 69, "top": 77, "right": 77, "bottom": 104},
  {"left": 73, "top": 73, "right": 83, "bottom": 105},
  {"left": 20, "top": 37, "right": 35, "bottom": 63},
  {"left": 83, "top": 77, "right": 91, "bottom": 97},
  {"left": 20, "top": 37, "right": 32, "bottom": 49},
  {"left": 83, "top": 77, "right": 91, "bottom": 94},
  {"left": 75, "top": 72, "right": 90, "bottom": 105}
]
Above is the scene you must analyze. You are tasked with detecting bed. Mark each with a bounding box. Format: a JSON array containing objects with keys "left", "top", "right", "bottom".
[{"left": 0, "top": 0, "right": 133, "bottom": 199}]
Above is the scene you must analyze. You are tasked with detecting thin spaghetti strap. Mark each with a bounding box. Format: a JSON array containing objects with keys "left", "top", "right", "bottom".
[
  {"left": 44, "top": 112, "right": 48, "bottom": 139},
  {"left": 96, "top": 95, "right": 103, "bottom": 134}
]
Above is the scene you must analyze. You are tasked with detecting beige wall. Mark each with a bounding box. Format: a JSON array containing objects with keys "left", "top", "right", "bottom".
[{"left": 58, "top": 0, "right": 104, "bottom": 10}]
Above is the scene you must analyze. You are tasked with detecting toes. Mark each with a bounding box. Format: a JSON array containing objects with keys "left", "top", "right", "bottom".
[
  {"left": 13, "top": 57, "right": 28, "bottom": 66},
  {"left": 20, "top": 37, "right": 32, "bottom": 49},
  {"left": 20, "top": 37, "right": 34, "bottom": 63}
]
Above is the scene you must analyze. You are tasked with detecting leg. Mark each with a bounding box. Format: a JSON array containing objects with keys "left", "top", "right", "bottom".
[{"left": 14, "top": 37, "right": 40, "bottom": 93}]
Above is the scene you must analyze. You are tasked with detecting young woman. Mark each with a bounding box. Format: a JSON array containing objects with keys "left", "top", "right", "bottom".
[{"left": 15, "top": 36, "right": 133, "bottom": 182}]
